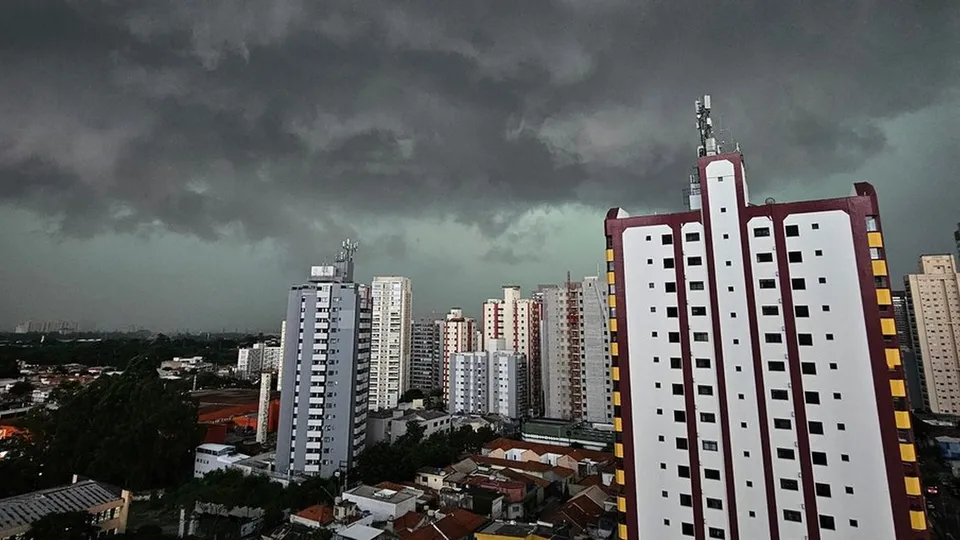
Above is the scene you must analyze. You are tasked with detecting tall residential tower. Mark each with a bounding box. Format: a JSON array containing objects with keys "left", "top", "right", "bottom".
[
  {"left": 368, "top": 276, "right": 413, "bottom": 411},
  {"left": 440, "top": 308, "right": 478, "bottom": 402},
  {"left": 276, "top": 241, "right": 371, "bottom": 478},
  {"left": 604, "top": 96, "right": 927, "bottom": 540},
  {"left": 482, "top": 287, "right": 542, "bottom": 416},
  {"left": 410, "top": 319, "right": 443, "bottom": 392}
]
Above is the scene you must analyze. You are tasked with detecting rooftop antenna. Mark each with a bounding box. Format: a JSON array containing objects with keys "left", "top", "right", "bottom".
[{"left": 695, "top": 95, "right": 719, "bottom": 157}]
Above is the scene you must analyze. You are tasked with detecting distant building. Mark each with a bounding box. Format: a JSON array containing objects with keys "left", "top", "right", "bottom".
[
  {"left": 236, "top": 343, "right": 283, "bottom": 379},
  {"left": 369, "top": 276, "right": 413, "bottom": 412},
  {"left": 893, "top": 290, "right": 924, "bottom": 410},
  {"left": 276, "top": 242, "right": 371, "bottom": 478},
  {"left": 482, "top": 287, "right": 542, "bottom": 416},
  {"left": 905, "top": 254, "right": 960, "bottom": 414},
  {"left": 520, "top": 418, "right": 615, "bottom": 452},
  {"left": 13, "top": 320, "right": 80, "bottom": 334},
  {"left": 409, "top": 319, "right": 443, "bottom": 392},
  {"left": 449, "top": 340, "right": 527, "bottom": 419},
  {"left": 441, "top": 308, "right": 478, "bottom": 403},
  {"left": 366, "top": 407, "right": 451, "bottom": 447},
  {"left": 539, "top": 275, "right": 613, "bottom": 423},
  {"left": 0, "top": 476, "right": 132, "bottom": 538}
]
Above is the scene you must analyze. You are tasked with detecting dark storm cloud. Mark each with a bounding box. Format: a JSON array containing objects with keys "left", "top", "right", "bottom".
[{"left": 0, "top": 0, "right": 958, "bottom": 256}]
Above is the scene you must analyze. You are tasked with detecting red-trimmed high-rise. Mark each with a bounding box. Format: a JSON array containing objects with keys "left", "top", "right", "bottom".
[{"left": 604, "top": 96, "right": 928, "bottom": 540}]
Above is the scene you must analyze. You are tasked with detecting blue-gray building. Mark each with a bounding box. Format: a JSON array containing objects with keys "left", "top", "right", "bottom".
[{"left": 276, "top": 242, "right": 371, "bottom": 478}]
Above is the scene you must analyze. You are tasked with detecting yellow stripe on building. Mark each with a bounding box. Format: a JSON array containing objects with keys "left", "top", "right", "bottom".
[
  {"left": 881, "top": 318, "right": 896, "bottom": 336},
  {"left": 872, "top": 260, "right": 888, "bottom": 276},
  {"left": 886, "top": 348, "right": 901, "bottom": 369},
  {"left": 891, "top": 379, "right": 907, "bottom": 397},
  {"left": 876, "top": 288, "right": 892, "bottom": 305},
  {"left": 900, "top": 443, "right": 917, "bottom": 462},
  {"left": 606, "top": 248, "right": 615, "bottom": 261}
]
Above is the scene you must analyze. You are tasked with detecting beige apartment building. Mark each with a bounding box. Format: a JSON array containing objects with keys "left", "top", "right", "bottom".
[{"left": 905, "top": 255, "right": 960, "bottom": 414}]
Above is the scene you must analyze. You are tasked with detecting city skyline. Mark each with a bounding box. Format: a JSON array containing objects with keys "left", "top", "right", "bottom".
[{"left": 1, "top": 2, "right": 958, "bottom": 332}]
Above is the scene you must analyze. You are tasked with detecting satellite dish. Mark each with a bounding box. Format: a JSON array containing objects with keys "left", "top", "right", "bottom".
[{"left": 764, "top": 197, "right": 776, "bottom": 205}]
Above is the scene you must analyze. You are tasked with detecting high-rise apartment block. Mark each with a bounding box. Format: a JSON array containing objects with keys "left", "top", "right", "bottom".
[
  {"left": 540, "top": 275, "right": 613, "bottom": 423},
  {"left": 892, "top": 290, "right": 924, "bottom": 410},
  {"left": 368, "top": 276, "right": 413, "bottom": 411},
  {"left": 905, "top": 254, "right": 960, "bottom": 414},
  {"left": 604, "top": 96, "right": 927, "bottom": 540},
  {"left": 448, "top": 339, "right": 527, "bottom": 419},
  {"left": 441, "top": 308, "right": 477, "bottom": 401},
  {"left": 482, "top": 287, "right": 542, "bottom": 416},
  {"left": 410, "top": 319, "right": 443, "bottom": 392},
  {"left": 276, "top": 242, "right": 371, "bottom": 478}
]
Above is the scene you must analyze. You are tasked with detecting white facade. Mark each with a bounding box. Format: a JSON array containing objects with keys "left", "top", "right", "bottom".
[
  {"left": 194, "top": 444, "right": 250, "bottom": 478},
  {"left": 448, "top": 339, "right": 527, "bottom": 419},
  {"left": 276, "top": 253, "right": 372, "bottom": 478},
  {"left": 540, "top": 277, "right": 613, "bottom": 423},
  {"left": 237, "top": 342, "right": 283, "bottom": 379},
  {"left": 366, "top": 408, "right": 452, "bottom": 447},
  {"left": 606, "top": 100, "right": 925, "bottom": 540},
  {"left": 369, "top": 277, "right": 413, "bottom": 411},
  {"left": 341, "top": 485, "right": 418, "bottom": 522}
]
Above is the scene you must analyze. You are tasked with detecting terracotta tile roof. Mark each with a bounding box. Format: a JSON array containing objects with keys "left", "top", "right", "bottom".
[
  {"left": 294, "top": 504, "right": 334, "bottom": 525},
  {"left": 542, "top": 490, "right": 605, "bottom": 531},
  {"left": 496, "top": 468, "right": 551, "bottom": 488},
  {"left": 393, "top": 510, "right": 425, "bottom": 533},
  {"left": 482, "top": 437, "right": 615, "bottom": 462},
  {"left": 472, "top": 455, "right": 576, "bottom": 478},
  {"left": 400, "top": 509, "right": 487, "bottom": 540}
]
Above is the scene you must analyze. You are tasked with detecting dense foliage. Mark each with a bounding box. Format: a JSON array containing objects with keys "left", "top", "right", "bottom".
[
  {"left": 23, "top": 511, "right": 97, "bottom": 540},
  {"left": 354, "top": 423, "right": 498, "bottom": 485},
  {"left": 0, "top": 333, "right": 260, "bottom": 370},
  {"left": 0, "top": 361, "right": 204, "bottom": 496}
]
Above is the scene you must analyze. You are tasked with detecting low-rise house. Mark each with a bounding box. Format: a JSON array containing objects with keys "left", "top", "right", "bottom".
[
  {"left": 540, "top": 485, "right": 615, "bottom": 537},
  {"left": 0, "top": 476, "right": 132, "bottom": 539},
  {"left": 367, "top": 408, "right": 452, "bottom": 447},
  {"left": 399, "top": 508, "right": 487, "bottom": 540},
  {"left": 481, "top": 438, "right": 614, "bottom": 482},
  {"left": 291, "top": 504, "right": 335, "bottom": 528},
  {"left": 182, "top": 502, "right": 264, "bottom": 539},
  {"left": 342, "top": 485, "right": 419, "bottom": 522},
  {"left": 194, "top": 443, "right": 250, "bottom": 478}
]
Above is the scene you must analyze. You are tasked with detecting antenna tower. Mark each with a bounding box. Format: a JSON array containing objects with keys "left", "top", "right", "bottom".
[{"left": 695, "top": 95, "right": 720, "bottom": 157}]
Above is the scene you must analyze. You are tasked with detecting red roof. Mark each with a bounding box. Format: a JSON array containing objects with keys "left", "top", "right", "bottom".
[
  {"left": 393, "top": 510, "right": 425, "bottom": 532},
  {"left": 542, "top": 492, "right": 605, "bottom": 531},
  {"left": 472, "top": 455, "right": 576, "bottom": 478},
  {"left": 294, "top": 504, "right": 334, "bottom": 525},
  {"left": 400, "top": 509, "right": 487, "bottom": 540},
  {"left": 483, "top": 437, "right": 614, "bottom": 462}
]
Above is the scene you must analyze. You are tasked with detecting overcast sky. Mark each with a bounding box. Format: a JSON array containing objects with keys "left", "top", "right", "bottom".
[{"left": 1, "top": 1, "right": 958, "bottom": 332}]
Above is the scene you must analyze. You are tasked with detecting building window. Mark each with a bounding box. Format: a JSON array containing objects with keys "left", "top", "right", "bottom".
[
  {"left": 706, "top": 498, "right": 723, "bottom": 510},
  {"left": 826, "top": 333, "right": 834, "bottom": 341},
  {"left": 682, "top": 523, "right": 695, "bottom": 536},
  {"left": 777, "top": 448, "right": 796, "bottom": 460},
  {"left": 795, "top": 305, "right": 810, "bottom": 317},
  {"left": 785, "top": 225, "right": 800, "bottom": 237},
  {"left": 691, "top": 306, "right": 707, "bottom": 316},
  {"left": 774, "top": 418, "right": 792, "bottom": 429},
  {"left": 771, "top": 389, "right": 789, "bottom": 400},
  {"left": 818, "top": 277, "right": 827, "bottom": 284},
  {"left": 698, "top": 385, "right": 714, "bottom": 396},
  {"left": 674, "top": 410, "right": 686, "bottom": 422},
  {"left": 798, "top": 334, "right": 813, "bottom": 346},
  {"left": 784, "top": 510, "right": 802, "bottom": 522},
  {"left": 815, "top": 249, "right": 823, "bottom": 256},
  {"left": 764, "top": 333, "right": 783, "bottom": 344},
  {"left": 819, "top": 515, "right": 836, "bottom": 530},
  {"left": 705, "top": 469, "right": 721, "bottom": 480},
  {"left": 812, "top": 452, "right": 828, "bottom": 466},
  {"left": 666, "top": 282, "right": 677, "bottom": 293},
  {"left": 690, "top": 281, "right": 705, "bottom": 290},
  {"left": 788, "top": 251, "right": 803, "bottom": 263},
  {"left": 693, "top": 332, "right": 709, "bottom": 342},
  {"left": 686, "top": 232, "right": 700, "bottom": 242},
  {"left": 679, "top": 493, "right": 693, "bottom": 507},
  {"left": 768, "top": 361, "right": 786, "bottom": 371},
  {"left": 695, "top": 358, "right": 711, "bottom": 368},
  {"left": 754, "top": 227, "right": 770, "bottom": 237},
  {"left": 791, "top": 278, "right": 806, "bottom": 290},
  {"left": 709, "top": 528, "right": 725, "bottom": 539},
  {"left": 700, "top": 412, "right": 717, "bottom": 423},
  {"left": 801, "top": 362, "right": 816, "bottom": 375},
  {"left": 809, "top": 421, "right": 824, "bottom": 434},
  {"left": 662, "top": 234, "right": 673, "bottom": 245},
  {"left": 672, "top": 384, "right": 684, "bottom": 395},
  {"left": 816, "top": 483, "right": 832, "bottom": 498},
  {"left": 669, "top": 332, "right": 681, "bottom": 343},
  {"left": 667, "top": 306, "right": 679, "bottom": 318},
  {"left": 678, "top": 465, "right": 690, "bottom": 477},
  {"left": 805, "top": 391, "right": 820, "bottom": 404},
  {"left": 759, "top": 279, "right": 776, "bottom": 289},
  {"left": 671, "top": 357, "right": 682, "bottom": 369},
  {"left": 780, "top": 478, "right": 799, "bottom": 490},
  {"left": 761, "top": 305, "right": 779, "bottom": 316},
  {"left": 702, "top": 440, "right": 719, "bottom": 451},
  {"left": 756, "top": 252, "right": 774, "bottom": 263},
  {"left": 676, "top": 438, "right": 688, "bottom": 450},
  {"left": 688, "top": 256, "right": 703, "bottom": 266},
  {"left": 664, "top": 258, "right": 676, "bottom": 269}
]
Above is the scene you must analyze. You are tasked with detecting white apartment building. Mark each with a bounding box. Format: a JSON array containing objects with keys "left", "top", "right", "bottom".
[
  {"left": 604, "top": 96, "right": 927, "bottom": 540},
  {"left": 448, "top": 339, "right": 527, "bottom": 419},
  {"left": 540, "top": 276, "right": 613, "bottom": 423},
  {"left": 905, "top": 255, "right": 960, "bottom": 414},
  {"left": 368, "top": 276, "right": 413, "bottom": 411},
  {"left": 482, "top": 287, "right": 542, "bottom": 415},
  {"left": 194, "top": 444, "right": 250, "bottom": 478},
  {"left": 236, "top": 342, "right": 283, "bottom": 379},
  {"left": 441, "top": 308, "right": 477, "bottom": 401},
  {"left": 276, "top": 243, "right": 372, "bottom": 478}
]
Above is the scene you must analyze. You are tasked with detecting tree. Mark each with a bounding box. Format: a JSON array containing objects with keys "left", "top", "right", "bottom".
[
  {"left": 398, "top": 389, "right": 424, "bottom": 403},
  {"left": 26, "top": 368, "right": 203, "bottom": 490},
  {"left": 0, "top": 433, "right": 45, "bottom": 497},
  {"left": 25, "top": 511, "right": 97, "bottom": 540},
  {"left": 0, "top": 357, "right": 19, "bottom": 378}
]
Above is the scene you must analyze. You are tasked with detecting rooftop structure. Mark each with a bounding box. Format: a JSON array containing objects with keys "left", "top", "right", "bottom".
[{"left": 0, "top": 477, "right": 131, "bottom": 538}]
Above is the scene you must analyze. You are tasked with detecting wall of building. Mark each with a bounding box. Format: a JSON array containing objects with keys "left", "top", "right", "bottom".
[{"left": 369, "top": 277, "right": 413, "bottom": 411}]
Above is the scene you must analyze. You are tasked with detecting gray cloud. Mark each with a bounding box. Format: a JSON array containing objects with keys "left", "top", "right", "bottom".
[{"left": 0, "top": 0, "right": 958, "bottom": 328}]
